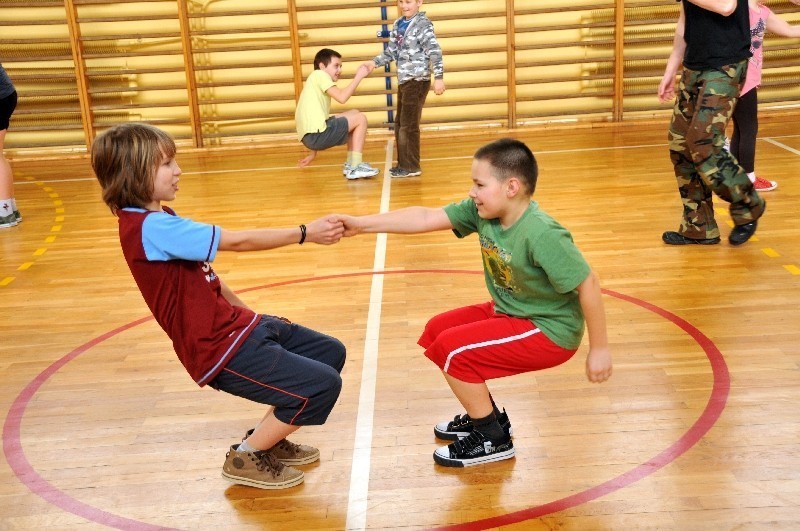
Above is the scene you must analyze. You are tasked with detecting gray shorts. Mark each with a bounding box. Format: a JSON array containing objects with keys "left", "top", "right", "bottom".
[{"left": 301, "top": 116, "right": 349, "bottom": 151}]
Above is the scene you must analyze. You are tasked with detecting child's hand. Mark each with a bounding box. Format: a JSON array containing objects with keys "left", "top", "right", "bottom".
[
  {"left": 306, "top": 215, "right": 345, "bottom": 245},
  {"left": 585, "top": 346, "right": 612, "bottom": 383},
  {"left": 657, "top": 74, "right": 675, "bottom": 103},
  {"left": 433, "top": 79, "right": 445, "bottom": 95},
  {"left": 336, "top": 215, "right": 362, "bottom": 237},
  {"left": 298, "top": 150, "right": 317, "bottom": 167},
  {"left": 362, "top": 62, "right": 376, "bottom": 74},
  {"left": 354, "top": 64, "right": 368, "bottom": 80}
]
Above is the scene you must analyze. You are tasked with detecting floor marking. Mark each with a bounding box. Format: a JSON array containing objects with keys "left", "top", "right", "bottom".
[
  {"left": 3, "top": 277, "right": 730, "bottom": 531},
  {"left": 763, "top": 137, "right": 800, "bottom": 156},
  {"left": 10, "top": 140, "right": 691, "bottom": 184},
  {"left": 784, "top": 265, "right": 800, "bottom": 275},
  {"left": 762, "top": 248, "right": 779, "bottom": 258},
  {"left": 0, "top": 172, "right": 63, "bottom": 288},
  {"left": 345, "top": 138, "right": 394, "bottom": 531}
]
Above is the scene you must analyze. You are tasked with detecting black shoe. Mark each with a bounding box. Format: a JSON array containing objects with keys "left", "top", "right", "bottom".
[
  {"left": 728, "top": 220, "right": 757, "bottom": 246},
  {"left": 434, "top": 409, "right": 513, "bottom": 441},
  {"left": 433, "top": 430, "right": 515, "bottom": 467},
  {"left": 662, "top": 231, "right": 720, "bottom": 245}
]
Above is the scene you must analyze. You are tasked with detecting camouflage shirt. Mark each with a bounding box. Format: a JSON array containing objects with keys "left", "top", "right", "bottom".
[{"left": 373, "top": 12, "right": 443, "bottom": 84}]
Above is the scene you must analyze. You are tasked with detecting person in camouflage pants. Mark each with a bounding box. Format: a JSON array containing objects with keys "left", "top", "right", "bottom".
[{"left": 658, "top": 0, "right": 765, "bottom": 246}]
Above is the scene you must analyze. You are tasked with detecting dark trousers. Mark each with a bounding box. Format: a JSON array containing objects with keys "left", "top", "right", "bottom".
[
  {"left": 667, "top": 60, "right": 765, "bottom": 238},
  {"left": 395, "top": 79, "right": 430, "bottom": 172},
  {"left": 210, "top": 315, "right": 346, "bottom": 426},
  {"left": 730, "top": 88, "right": 758, "bottom": 173}
]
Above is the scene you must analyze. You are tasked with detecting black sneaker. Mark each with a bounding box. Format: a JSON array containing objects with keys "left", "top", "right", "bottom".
[
  {"left": 434, "top": 409, "right": 513, "bottom": 440},
  {"left": 433, "top": 430, "right": 515, "bottom": 467}
]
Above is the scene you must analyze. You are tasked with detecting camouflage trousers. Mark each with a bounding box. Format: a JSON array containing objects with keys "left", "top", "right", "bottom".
[{"left": 668, "top": 59, "right": 765, "bottom": 239}]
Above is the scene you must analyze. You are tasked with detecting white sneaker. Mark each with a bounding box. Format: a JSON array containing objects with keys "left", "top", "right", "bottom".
[
  {"left": 0, "top": 212, "right": 18, "bottom": 228},
  {"left": 342, "top": 163, "right": 352, "bottom": 175},
  {"left": 346, "top": 163, "right": 379, "bottom": 180}
]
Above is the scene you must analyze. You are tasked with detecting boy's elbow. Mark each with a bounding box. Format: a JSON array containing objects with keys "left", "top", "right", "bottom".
[{"left": 719, "top": 1, "right": 736, "bottom": 16}]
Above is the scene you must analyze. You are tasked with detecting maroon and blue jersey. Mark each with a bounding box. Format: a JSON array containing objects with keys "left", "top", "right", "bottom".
[{"left": 118, "top": 206, "right": 258, "bottom": 386}]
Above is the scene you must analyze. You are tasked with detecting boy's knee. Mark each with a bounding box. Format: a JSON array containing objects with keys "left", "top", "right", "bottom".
[
  {"left": 329, "top": 338, "right": 347, "bottom": 373},
  {"left": 317, "top": 369, "right": 343, "bottom": 410}
]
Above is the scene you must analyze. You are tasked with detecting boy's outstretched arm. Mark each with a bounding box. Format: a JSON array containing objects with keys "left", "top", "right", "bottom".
[
  {"left": 766, "top": 11, "right": 800, "bottom": 38},
  {"left": 577, "top": 270, "right": 612, "bottom": 383},
  {"left": 339, "top": 206, "right": 452, "bottom": 236},
  {"left": 219, "top": 214, "right": 344, "bottom": 252},
  {"left": 326, "top": 64, "right": 370, "bottom": 104}
]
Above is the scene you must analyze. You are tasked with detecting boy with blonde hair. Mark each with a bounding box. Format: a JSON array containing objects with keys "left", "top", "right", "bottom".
[
  {"left": 363, "top": 0, "right": 445, "bottom": 178},
  {"left": 93, "top": 122, "right": 348, "bottom": 489}
]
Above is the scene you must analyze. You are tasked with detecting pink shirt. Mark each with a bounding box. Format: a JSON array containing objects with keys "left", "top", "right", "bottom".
[{"left": 742, "top": 3, "right": 773, "bottom": 96}]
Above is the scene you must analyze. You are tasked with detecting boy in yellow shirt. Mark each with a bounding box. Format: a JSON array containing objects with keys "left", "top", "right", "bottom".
[{"left": 296, "top": 48, "right": 379, "bottom": 180}]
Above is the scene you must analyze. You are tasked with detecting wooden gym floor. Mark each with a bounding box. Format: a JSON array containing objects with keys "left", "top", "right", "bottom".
[{"left": 1, "top": 120, "right": 799, "bottom": 530}]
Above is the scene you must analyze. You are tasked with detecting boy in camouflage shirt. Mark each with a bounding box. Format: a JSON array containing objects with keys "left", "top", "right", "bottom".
[{"left": 364, "top": 0, "right": 445, "bottom": 178}]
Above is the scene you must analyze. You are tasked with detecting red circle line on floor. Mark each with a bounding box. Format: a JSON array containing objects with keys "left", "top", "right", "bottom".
[{"left": 3, "top": 270, "right": 729, "bottom": 531}]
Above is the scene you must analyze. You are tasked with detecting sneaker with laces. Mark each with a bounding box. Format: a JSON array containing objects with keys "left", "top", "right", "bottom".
[
  {"left": 433, "top": 430, "right": 515, "bottom": 467},
  {"left": 222, "top": 445, "right": 304, "bottom": 489},
  {"left": 434, "top": 409, "right": 513, "bottom": 440},
  {"left": 390, "top": 167, "right": 422, "bottom": 178},
  {"left": 13, "top": 210, "right": 21, "bottom": 222},
  {"left": 342, "top": 163, "right": 352, "bottom": 175},
  {"left": 346, "top": 163, "right": 379, "bottom": 180},
  {"left": 242, "top": 429, "right": 320, "bottom": 465},
  {"left": 753, "top": 176, "right": 777, "bottom": 192},
  {"left": 0, "top": 212, "right": 18, "bottom": 228}
]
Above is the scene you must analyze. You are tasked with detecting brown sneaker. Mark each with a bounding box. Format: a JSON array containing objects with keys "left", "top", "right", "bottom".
[
  {"left": 242, "top": 429, "right": 321, "bottom": 465},
  {"left": 269, "top": 438, "right": 320, "bottom": 465},
  {"left": 222, "top": 445, "right": 304, "bottom": 489}
]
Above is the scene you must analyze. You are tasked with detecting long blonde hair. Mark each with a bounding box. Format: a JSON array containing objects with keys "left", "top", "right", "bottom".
[{"left": 91, "top": 123, "right": 177, "bottom": 214}]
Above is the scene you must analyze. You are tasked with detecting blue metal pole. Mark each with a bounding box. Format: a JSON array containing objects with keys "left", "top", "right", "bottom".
[{"left": 378, "top": 1, "right": 394, "bottom": 128}]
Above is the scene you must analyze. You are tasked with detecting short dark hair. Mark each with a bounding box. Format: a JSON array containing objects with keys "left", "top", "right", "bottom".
[
  {"left": 474, "top": 138, "right": 538, "bottom": 195},
  {"left": 92, "top": 122, "right": 176, "bottom": 215},
  {"left": 313, "top": 48, "right": 342, "bottom": 70}
]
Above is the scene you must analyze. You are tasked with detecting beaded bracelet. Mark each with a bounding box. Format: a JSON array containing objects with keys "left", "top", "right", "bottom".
[{"left": 299, "top": 224, "right": 307, "bottom": 245}]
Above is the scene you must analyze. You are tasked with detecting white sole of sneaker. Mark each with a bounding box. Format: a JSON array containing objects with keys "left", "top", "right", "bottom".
[
  {"left": 222, "top": 470, "right": 305, "bottom": 489},
  {"left": 432, "top": 446, "right": 515, "bottom": 468},
  {"left": 277, "top": 452, "right": 320, "bottom": 466}
]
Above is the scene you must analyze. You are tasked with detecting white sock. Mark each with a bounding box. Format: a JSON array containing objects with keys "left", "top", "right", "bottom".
[
  {"left": 237, "top": 440, "right": 257, "bottom": 453},
  {"left": 0, "top": 198, "right": 13, "bottom": 217},
  {"left": 747, "top": 172, "right": 756, "bottom": 183}
]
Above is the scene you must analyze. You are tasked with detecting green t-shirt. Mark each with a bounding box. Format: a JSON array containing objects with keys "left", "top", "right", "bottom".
[
  {"left": 295, "top": 69, "right": 335, "bottom": 139},
  {"left": 443, "top": 198, "right": 591, "bottom": 349}
]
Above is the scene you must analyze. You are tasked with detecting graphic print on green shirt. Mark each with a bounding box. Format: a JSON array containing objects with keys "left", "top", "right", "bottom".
[{"left": 443, "top": 198, "right": 591, "bottom": 349}]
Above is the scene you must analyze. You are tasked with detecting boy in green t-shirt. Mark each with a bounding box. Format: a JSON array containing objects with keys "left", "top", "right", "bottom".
[
  {"left": 295, "top": 48, "right": 379, "bottom": 180},
  {"left": 338, "top": 138, "right": 612, "bottom": 467}
]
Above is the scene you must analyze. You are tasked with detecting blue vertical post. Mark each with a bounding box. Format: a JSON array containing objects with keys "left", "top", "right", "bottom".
[{"left": 379, "top": 1, "right": 394, "bottom": 128}]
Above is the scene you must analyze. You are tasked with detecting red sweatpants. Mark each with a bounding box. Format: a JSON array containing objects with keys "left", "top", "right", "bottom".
[{"left": 418, "top": 301, "right": 577, "bottom": 383}]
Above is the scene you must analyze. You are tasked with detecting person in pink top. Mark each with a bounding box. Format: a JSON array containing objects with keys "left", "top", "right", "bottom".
[{"left": 728, "top": 0, "right": 800, "bottom": 191}]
